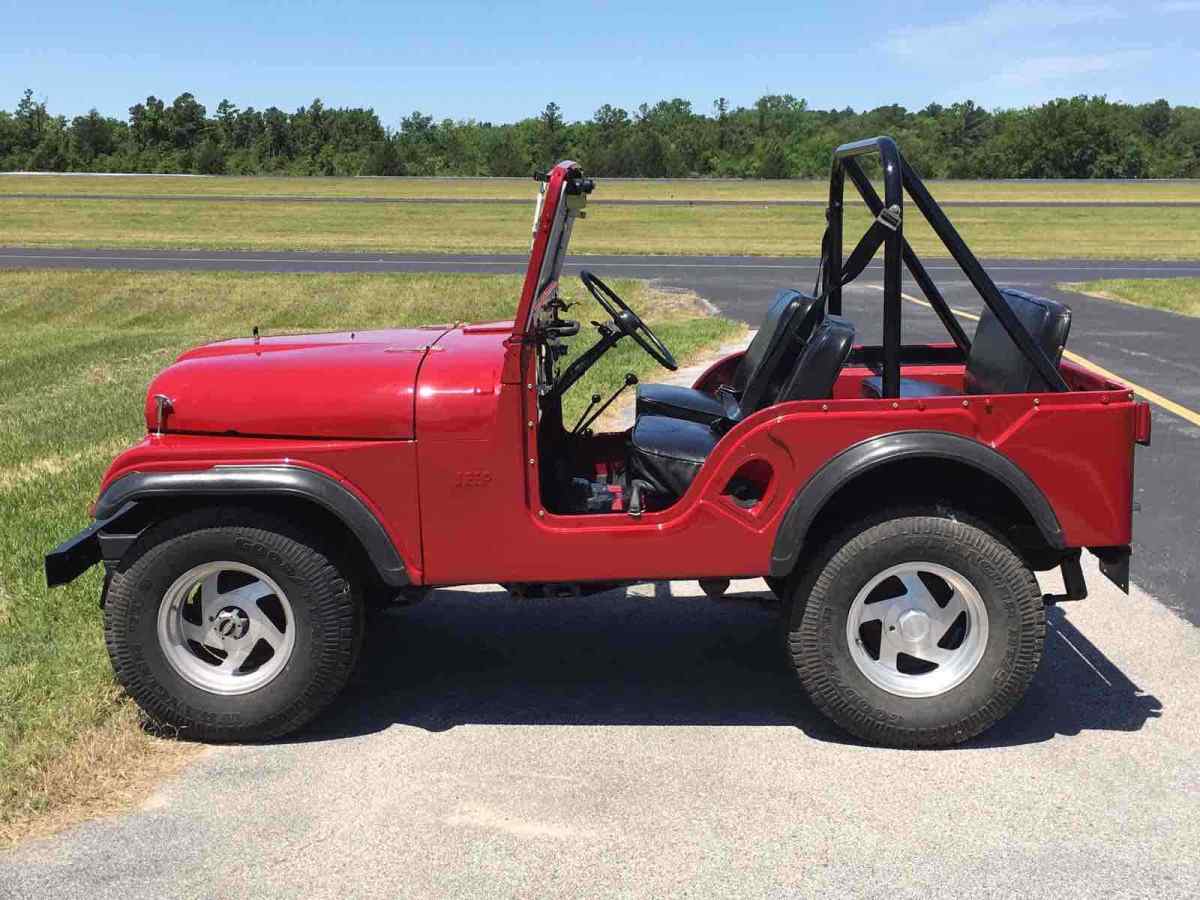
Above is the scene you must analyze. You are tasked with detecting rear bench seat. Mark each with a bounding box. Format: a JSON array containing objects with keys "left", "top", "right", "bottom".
[{"left": 862, "top": 288, "right": 1071, "bottom": 398}]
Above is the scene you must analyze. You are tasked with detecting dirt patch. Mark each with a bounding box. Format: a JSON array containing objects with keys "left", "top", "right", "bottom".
[
  {"left": 596, "top": 329, "right": 752, "bottom": 432},
  {"left": 1061, "top": 284, "right": 1127, "bottom": 304},
  {"left": 0, "top": 438, "right": 129, "bottom": 492},
  {"left": 0, "top": 701, "right": 202, "bottom": 849},
  {"left": 85, "top": 362, "right": 116, "bottom": 385},
  {"left": 640, "top": 282, "right": 715, "bottom": 320}
]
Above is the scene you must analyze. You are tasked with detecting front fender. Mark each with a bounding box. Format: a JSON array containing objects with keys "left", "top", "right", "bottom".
[{"left": 90, "top": 465, "right": 409, "bottom": 586}]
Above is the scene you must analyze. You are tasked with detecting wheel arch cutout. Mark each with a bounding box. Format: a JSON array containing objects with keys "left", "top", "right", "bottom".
[
  {"left": 95, "top": 465, "right": 411, "bottom": 587},
  {"left": 769, "top": 430, "right": 1066, "bottom": 578}
]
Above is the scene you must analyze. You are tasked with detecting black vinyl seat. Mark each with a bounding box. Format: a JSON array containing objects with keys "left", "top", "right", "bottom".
[
  {"left": 862, "top": 288, "right": 1071, "bottom": 399},
  {"left": 635, "top": 288, "right": 823, "bottom": 425},
  {"left": 628, "top": 316, "right": 855, "bottom": 502}
]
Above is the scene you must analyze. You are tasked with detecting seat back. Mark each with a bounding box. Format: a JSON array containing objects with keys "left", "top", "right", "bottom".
[
  {"left": 778, "top": 315, "right": 856, "bottom": 402},
  {"left": 731, "top": 289, "right": 800, "bottom": 393},
  {"left": 735, "top": 289, "right": 824, "bottom": 415},
  {"left": 965, "top": 289, "right": 1071, "bottom": 395}
]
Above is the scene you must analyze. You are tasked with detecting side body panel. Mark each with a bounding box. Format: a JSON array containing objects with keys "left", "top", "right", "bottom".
[
  {"left": 97, "top": 342, "right": 1136, "bottom": 589},
  {"left": 413, "top": 345, "right": 1138, "bottom": 585}
]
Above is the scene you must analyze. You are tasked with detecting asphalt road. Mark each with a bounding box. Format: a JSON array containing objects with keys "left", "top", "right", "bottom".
[
  {"left": 4, "top": 247, "right": 1198, "bottom": 625},
  {"left": 2, "top": 559, "right": 1197, "bottom": 898},
  {"left": 6, "top": 193, "right": 1200, "bottom": 207}
]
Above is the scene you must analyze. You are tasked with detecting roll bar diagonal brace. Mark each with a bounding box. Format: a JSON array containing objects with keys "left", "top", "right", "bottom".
[{"left": 821, "top": 136, "right": 1071, "bottom": 399}]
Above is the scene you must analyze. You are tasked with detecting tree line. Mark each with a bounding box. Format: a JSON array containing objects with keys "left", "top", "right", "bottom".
[{"left": 2, "top": 89, "right": 1198, "bottom": 179}]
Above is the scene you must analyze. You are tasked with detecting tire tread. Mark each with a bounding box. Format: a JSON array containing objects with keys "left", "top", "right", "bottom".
[{"left": 787, "top": 514, "right": 1044, "bottom": 748}]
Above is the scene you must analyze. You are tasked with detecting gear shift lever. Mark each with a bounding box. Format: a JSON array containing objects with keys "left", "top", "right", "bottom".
[{"left": 573, "top": 373, "right": 638, "bottom": 435}]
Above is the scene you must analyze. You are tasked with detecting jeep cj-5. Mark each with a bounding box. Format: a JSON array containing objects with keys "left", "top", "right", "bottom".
[{"left": 47, "top": 137, "right": 1149, "bottom": 747}]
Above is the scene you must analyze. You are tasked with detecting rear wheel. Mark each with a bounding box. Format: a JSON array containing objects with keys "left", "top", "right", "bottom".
[
  {"left": 785, "top": 513, "right": 1044, "bottom": 748},
  {"left": 105, "top": 508, "right": 364, "bottom": 742}
]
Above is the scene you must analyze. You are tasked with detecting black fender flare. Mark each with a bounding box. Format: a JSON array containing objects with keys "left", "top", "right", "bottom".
[
  {"left": 769, "top": 430, "right": 1065, "bottom": 578},
  {"left": 95, "top": 465, "right": 410, "bottom": 586}
]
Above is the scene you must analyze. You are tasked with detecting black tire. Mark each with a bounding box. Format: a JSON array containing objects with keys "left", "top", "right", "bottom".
[
  {"left": 785, "top": 513, "right": 1044, "bottom": 748},
  {"left": 104, "top": 507, "right": 364, "bottom": 742}
]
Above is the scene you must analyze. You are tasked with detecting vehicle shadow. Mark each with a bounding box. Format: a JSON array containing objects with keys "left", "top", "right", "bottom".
[{"left": 291, "top": 585, "right": 1162, "bottom": 749}]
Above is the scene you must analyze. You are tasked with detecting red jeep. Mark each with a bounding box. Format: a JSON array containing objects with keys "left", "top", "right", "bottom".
[{"left": 46, "top": 138, "right": 1149, "bottom": 748}]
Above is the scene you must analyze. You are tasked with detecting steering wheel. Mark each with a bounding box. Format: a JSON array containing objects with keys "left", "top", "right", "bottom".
[{"left": 580, "top": 271, "right": 678, "bottom": 371}]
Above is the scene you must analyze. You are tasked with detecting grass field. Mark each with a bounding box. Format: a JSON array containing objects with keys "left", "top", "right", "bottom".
[
  {"left": 1065, "top": 277, "right": 1200, "bottom": 317},
  {"left": 0, "top": 269, "right": 740, "bottom": 844},
  {"left": 4, "top": 173, "right": 1200, "bottom": 202},
  {"left": 2, "top": 195, "right": 1197, "bottom": 259}
]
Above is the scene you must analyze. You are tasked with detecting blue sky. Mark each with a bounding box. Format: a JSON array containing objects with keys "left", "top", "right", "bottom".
[{"left": 3, "top": 1, "right": 1198, "bottom": 125}]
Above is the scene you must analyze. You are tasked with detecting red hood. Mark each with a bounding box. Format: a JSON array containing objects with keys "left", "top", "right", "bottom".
[{"left": 145, "top": 327, "right": 449, "bottom": 439}]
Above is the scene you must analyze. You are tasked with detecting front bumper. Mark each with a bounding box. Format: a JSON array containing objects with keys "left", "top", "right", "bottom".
[{"left": 44, "top": 502, "right": 137, "bottom": 587}]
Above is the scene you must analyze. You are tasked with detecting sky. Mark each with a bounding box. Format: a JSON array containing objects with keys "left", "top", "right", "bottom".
[{"left": 2, "top": 0, "right": 1198, "bottom": 125}]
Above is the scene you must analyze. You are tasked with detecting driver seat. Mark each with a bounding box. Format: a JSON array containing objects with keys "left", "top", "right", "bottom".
[
  {"left": 635, "top": 288, "right": 823, "bottom": 426},
  {"left": 627, "top": 315, "right": 856, "bottom": 504}
]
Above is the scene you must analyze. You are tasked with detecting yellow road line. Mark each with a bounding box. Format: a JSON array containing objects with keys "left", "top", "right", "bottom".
[
  {"left": 864, "top": 284, "right": 1200, "bottom": 428},
  {"left": 1058, "top": 350, "right": 1200, "bottom": 427}
]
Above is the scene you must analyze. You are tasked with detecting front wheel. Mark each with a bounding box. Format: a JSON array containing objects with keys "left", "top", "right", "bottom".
[
  {"left": 104, "top": 508, "right": 364, "bottom": 742},
  {"left": 785, "top": 514, "right": 1045, "bottom": 748}
]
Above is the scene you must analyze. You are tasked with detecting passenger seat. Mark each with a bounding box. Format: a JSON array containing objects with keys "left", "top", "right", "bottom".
[{"left": 861, "top": 288, "right": 1071, "bottom": 398}]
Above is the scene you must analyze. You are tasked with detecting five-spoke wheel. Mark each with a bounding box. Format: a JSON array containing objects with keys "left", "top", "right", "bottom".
[
  {"left": 157, "top": 561, "right": 296, "bottom": 695},
  {"left": 785, "top": 512, "right": 1045, "bottom": 748},
  {"left": 846, "top": 562, "right": 988, "bottom": 699}
]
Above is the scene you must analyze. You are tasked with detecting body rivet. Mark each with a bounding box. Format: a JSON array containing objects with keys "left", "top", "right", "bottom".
[
  {"left": 1033, "top": 398, "right": 1040, "bottom": 406},
  {"left": 891, "top": 401, "right": 899, "bottom": 409},
  {"left": 528, "top": 458, "right": 535, "bottom": 465},
  {"left": 962, "top": 400, "right": 969, "bottom": 407}
]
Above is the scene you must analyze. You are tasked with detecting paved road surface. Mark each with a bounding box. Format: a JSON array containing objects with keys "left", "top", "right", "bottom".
[
  {"left": 7, "top": 193, "right": 1200, "bottom": 207},
  {"left": 2, "top": 559, "right": 1196, "bottom": 898},
  {"left": 4, "top": 248, "right": 1197, "bottom": 625}
]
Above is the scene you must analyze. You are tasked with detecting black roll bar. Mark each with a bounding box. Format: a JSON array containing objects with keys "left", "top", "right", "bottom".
[{"left": 823, "top": 136, "right": 1070, "bottom": 398}]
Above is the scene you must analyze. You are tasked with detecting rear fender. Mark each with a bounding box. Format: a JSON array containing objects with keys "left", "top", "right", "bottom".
[{"left": 769, "top": 431, "right": 1065, "bottom": 578}]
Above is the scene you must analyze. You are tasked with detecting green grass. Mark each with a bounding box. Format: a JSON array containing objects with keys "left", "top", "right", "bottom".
[
  {"left": 1, "top": 196, "right": 1197, "bottom": 259},
  {"left": 0, "top": 269, "right": 740, "bottom": 840},
  {"left": 1063, "top": 277, "right": 1200, "bottom": 317},
  {"left": 3, "top": 173, "right": 1199, "bottom": 202}
]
